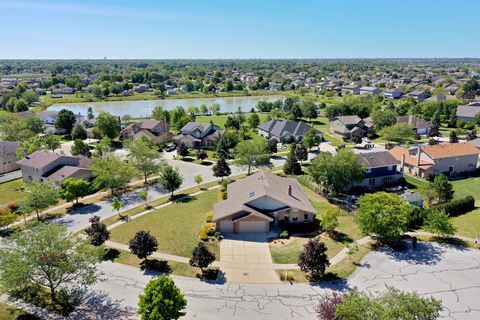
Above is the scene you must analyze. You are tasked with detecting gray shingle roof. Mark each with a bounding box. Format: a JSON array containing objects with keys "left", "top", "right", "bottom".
[
  {"left": 334, "top": 116, "right": 362, "bottom": 126},
  {"left": 258, "top": 120, "right": 316, "bottom": 138},
  {"left": 0, "top": 141, "right": 19, "bottom": 154},
  {"left": 356, "top": 151, "right": 399, "bottom": 168},
  {"left": 397, "top": 115, "right": 432, "bottom": 129},
  {"left": 456, "top": 105, "right": 480, "bottom": 118}
]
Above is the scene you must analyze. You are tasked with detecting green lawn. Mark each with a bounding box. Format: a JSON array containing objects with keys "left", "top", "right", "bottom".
[
  {"left": 0, "top": 302, "right": 39, "bottom": 320},
  {"left": 451, "top": 209, "right": 480, "bottom": 239},
  {"left": 0, "top": 179, "right": 25, "bottom": 206},
  {"left": 109, "top": 189, "right": 220, "bottom": 258},
  {"left": 196, "top": 112, "right": 270, "bottom": 130}
]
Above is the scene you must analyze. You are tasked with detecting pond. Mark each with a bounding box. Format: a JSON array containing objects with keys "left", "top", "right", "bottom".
[{"left": 48, "top": 95, "right": 282, "bottom": 117}]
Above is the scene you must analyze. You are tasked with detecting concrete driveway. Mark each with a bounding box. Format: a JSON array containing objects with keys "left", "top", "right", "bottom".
[{"left": 220, "top": 233, "right": 280, "bottom": 284}]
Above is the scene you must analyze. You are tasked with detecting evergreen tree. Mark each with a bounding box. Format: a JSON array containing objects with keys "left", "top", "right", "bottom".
[{"left": 283, "top": 144, "right": 302, "bottom": 175}]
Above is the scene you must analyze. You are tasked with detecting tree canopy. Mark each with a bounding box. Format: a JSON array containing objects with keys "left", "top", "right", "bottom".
[{"left": 234, "top": 140, "right": 272, "bottom": 175}]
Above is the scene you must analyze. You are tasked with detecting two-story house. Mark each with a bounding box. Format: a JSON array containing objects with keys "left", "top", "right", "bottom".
[
  {"left": 257, "top": 120, "right": 321, "bottom": 143},
  {"left": 397, "top": 115, "right": 433, "bottom": 136},
  {"left": 0, "top": 141, "right": 20, "bottom": 174},
  {"left": 17, "top": 151, "right": 92, "bottom": 184},
  {"left": 120, "top": 119, "right": 171, "bottom": 143},
  {"left": 360, "top": 86, "right": 382, "bottom": 96},
  {"left": 384, "top": 89, "right": 404, "bottom": 99},
  {"left": 214, "top": 171, "right": 316, "bottom": 233},
  {"left": 172, "top": 122, "right": 221, "bottom": 148},
  {"left": 407, "top": 90, "right": 430, "bottom": 102},
  {"left": 329, "top": 116, "right": 371, "bottom": 139},
  {"left": 352, "top": 151, "right": 403, "bottom": 189},
  {"left": 389, "top": 142, "right": 479, "bottom": 178}
]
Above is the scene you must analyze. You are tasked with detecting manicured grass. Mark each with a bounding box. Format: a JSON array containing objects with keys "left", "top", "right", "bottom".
[
  {"left": 0, "top": 302, "right": 39, "bottom": 320},
  {"left": 109, "top": 189, "right": 220, "bottom": 258},
  {"left": 450, "top": 177, "right": 480, "bottom": 201},
  {"left": 450, "top": 209, "right": 480, "bottom": 239},
  {"left": 0, "top": 179, "right": 25, "bottom": 206}
]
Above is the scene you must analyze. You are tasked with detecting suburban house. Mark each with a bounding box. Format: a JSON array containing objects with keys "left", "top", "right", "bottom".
[
  {"left": 407, "top": 90, "right": 430, "bottom": 102},
  {"left": 120, "top": 119, "right": 171, "bottom": 143},
  {"left": 0, "top": 141, "right": 20, "bottom": 174},
  {"left": 360, "top": 86, "right": 382, "bottom": 95},
  {"left": 51, "top": 84, "right": 74, "bottom": 95},
  {"left": 352, "top": 151, "right": 402, "bottom": 189},
  {"left": 456, "top": 105, "right": 480, "bottom": 122},
  {"left": 172, "top": 122, "right": 221, "bottom": 148},
  {"left": 329, "top": 116, "right": 371, "bottom": 139},
  {"left": 257, "top": 120, "right": 321, "bottom": 143},
  {"left": 341, "top": 84, "right": 361, "bottom": 95},
  {"left": 426, "top": 94, "right": 456, "bottom": 102},
  {"left": 38, "top": 110, "right": 84, "bottom": 130},
  {"left": 389, "top": 142, "right": 479, "bottom": 178},
  {"left": 384, "top": 89, "right": 404, "bottom": 99},
  {"left": 214, "top": 171, "right": 316, "bottom": 233},
  {"left": 17, "top": 151, "right": 92, "bottom": 184},
  {"left": 397, "top": 115, "right": 433, "bottom": 135}
]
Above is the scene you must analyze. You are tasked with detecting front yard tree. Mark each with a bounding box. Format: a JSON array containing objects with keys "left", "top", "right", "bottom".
[
  {"left": 20, "top": 181, "right": 59, "bottom": 220},
  {"left": 298, "top": 238, "right": 330, "bottom": 280},
  {"left": 71, "top": 139, "right": 91, "bottom": 157},
  {"left": 129, "top": 230, "right": 159, "bottom": 263},
  {"left": 71, "top": 124, "right": 87, "bottom": 140},
  {"left": 196, "top": 149, "right": 208, "bottom": 162},
  {"left": 138, "top": 189, "right": 149, "bottom": 207},
  {"left": 85, "top": 215, "right": 110, "bottom": 246},
  {"left": 320, "top": 207, "right": 339, "bottom": 235},
  {"left": 0, "top": 223, "right": 101, "bottom": 304},
  {"left": 176, "top": 142, "right": 189, "bottom": 158},
  {"left": 300, "top": 99, "right": 317, "bottom": 123},
  {"left": 194, "top": 174, "right": 203, "bottom": 189},
  {"left": 247, "top": 112, "right": 260, "bottom": 129},
  {"left": 0, "top": 209, "right": 17, "bottom": 229},
  {"left": 158, "top": 165, "right": 183, "bottom": 198},
  {"left": 55, "top": 109, "right": 76, "bottom": 133},
  {"left": 421, "top": 174, "right": 454, "bottom": 206},
  {"left": 111, "top": 197, "right": 125, "bottom": 218},
  {"left": 379, "top": 123, "right": 416, "bottom": 143},
  {"left": 138, "top": 275, "right": 187, "bottom": 320},
  {"left": 234, "top": 140, "right": 272, "bottom": 175},
  {"left": 91, "top": 156, "right": 137, "bottom": 195},
  {"left": 295, "top": 143, "right": 308, "bottom": 163},
  {"left": 303, "top": 128, "right": 321, "bottom": 151},
  {"left": 189, "top": 242, "right": 216, "bottom": 273},
  {"left": 267, "top": 138, "right": 278, "bottom": 153},
  {"left": 212, "top": 156, "right": 231, "bottom": 181},
  {"left": 424, "top": 210, "right": 456, "bottom": 237},
  {"left": 127, "top": 139, "right": 163, "bottom": 184},
  {"left": 307, "top": 150, "right": 364, "bottom": 194},
  {"left": 42, "top": 135, "right": 61, "bottom": 152},
  {"left": 449, "top": 130, "right": 459, "bottom": 143},
  {"left": 283, "top": 144, "right": 302, "bottom": 175},
  {"left": 356, "top": 192, "right": 411, "bottom": 242},
  {"left": 96, "top": 111, "right": 119, "bottom": 139},
  {"left": 59, "top": 178, "right": 90, "bottom": 204}
]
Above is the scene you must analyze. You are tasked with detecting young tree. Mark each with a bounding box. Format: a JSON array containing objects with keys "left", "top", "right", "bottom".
[
  {"left": 194, "top": 174, "right": 203, "bottom": 189},
  {"left": 345, "top": 243, "right": 359, "bottom": 261},
  {"left": 127, "top": 139, "right": 163, "bottom": 184},
  {"left": 59, "top": 178, "right": 90, "bottom": 204},
  {"left": 138, "top": 275, "right": 187, "bottom": 320},
  {"left": 234, "top": 140, "right": 272, "bottom": 175},
  {"left": 0, "top": 224, "right": 101, "bottom": 304},
  {"left": 303, "top": 128, "right": 321, "bottom": 151},
  {"left": 71, "top": 139, "right": 91, "bottom": 157},
  {"left": 111, "top": 197, "right": 125, "bottom": 218},
  {"left": 42, "top": 135, "right": 61, "bottom": 152},
  {"left": 379, "top": 123, "right": 416, "bottom": 143},
  {"left": 320, "top": 207, "right": 339, "bottom": 235},
  {"left": 298, "top": 238, "right": 330, "bottom": 280},
  {"left": 176, "top": 142, "right": 189, "bottom": 158},
  {"left": 85, "top": 215, "right": 110, "bottom": 246},
  {"left": 55, "top": 109, "right": 77, "bottom": 133},
  {"left": 158, "top": 165, "right": 183, "bottom": 198},
  {"left": 91, "top": 156, "right": 137, "bottom": 195},
  {"left": 95, "top": 111, "right": 119, "bottom": 139},
  {"left": 0, "top": 208, "right": 17, "bottom": 229},
  {"left": 71, "top": 124, "right": 87, "bottom": 140},
  {"left": 307, "top": 150, "right": 364, "bottom": 194},
  {"left": 267, "top": 138, "right": 278, "bottom": 153},
  {"left": 315, "top": 292, "right": 343, "bottom": 320},
  {"left": 294, "top": 143, "right": 308, "bottom": 163},
  {"left": 283, "top": 144, "right": 302, "bottom": 175},
  {"left": 356, "top": 192, "right": 411, "bottom": 242},
  {"left": 87, "top": 107, "right": 94, "bottom": 120},
  {"left": 129, "top": 230, "right": 159, "bottom": 262},
  {"left": 212, "top": 156, "right": 231, "bottom": 181},
  {"left": 19, "top": 181, "right": 58, "bottom": 220},
  {"left": 151, "top": 105, "right": 171, "bottom": 122},
  {"left": 424, "top": 210, "right": 456, "bottom": 237},
  {"left": 196, "top": 149, "right": 208, "bottom": 162},
  {"left": 138, "top": 189, "right": 149, "bottom": 207},
  {"left": 247, "top": 112, "right": 260, "bottom": 129},
  {"left": 189, "top": 242, "right": 216, "bottom": 273}
]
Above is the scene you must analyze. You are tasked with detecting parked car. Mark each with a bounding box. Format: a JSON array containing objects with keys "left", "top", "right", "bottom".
[{"left": 165, "top": 144, "right": 176, "bottom": 152}]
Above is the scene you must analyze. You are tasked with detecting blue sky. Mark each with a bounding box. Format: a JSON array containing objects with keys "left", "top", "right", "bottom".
[{"left": 1, "top": 0, "right": 478, "bottom": 59}]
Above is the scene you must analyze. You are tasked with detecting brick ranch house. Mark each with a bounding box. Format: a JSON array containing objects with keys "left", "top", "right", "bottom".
[{"left": 214, "top": 171, "right": 316, "bottom": 233}]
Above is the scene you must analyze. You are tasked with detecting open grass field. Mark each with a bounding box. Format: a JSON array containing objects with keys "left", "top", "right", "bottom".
[
  {"left": 0, "top": 178, "right": 24, "bottom": 206},
  {"left": 109, "top": 189, "right": 220, "bottom": 258}
]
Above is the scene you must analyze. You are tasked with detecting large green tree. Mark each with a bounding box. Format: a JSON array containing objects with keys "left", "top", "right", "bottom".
[
  {"left": 95, "top": 111, "right": 119, "bottom": 139},
  {"left": 19, "top": 181, "right": 59, "bottom": 220},
  {"left": 158, "top": 165, "right": 183, "bottom": 198},
  {"left": 127, "top": 139, "right": 164, "bottom": 184},
  {"left": 234, "top": 140, "right": 272, "bottom": 175},
  {"left": 379, "top": 123, "right": 416, "bottom": 143},
  {"left": 55, "top": 109, "right": 77, "bottom": 133},
  {"left": 91, "top": 156, "right": 137, "bottom": 195},
  {"left": 356, "top": 192, "right": 411, "bottom": 242},
  {"left": 59, "top": 178, "right": 91, "bottom": 204},
  {"left": 420, "top": 174, "right": 454, "bottom": 206},
  {"left": 424, "top": 210, "right": 456, "bottom": 237}
]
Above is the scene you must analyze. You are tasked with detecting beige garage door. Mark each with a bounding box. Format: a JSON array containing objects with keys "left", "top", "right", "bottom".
[
  {"left": 238, "top": 221, "right": 266, "bottom": 233},
  {"left": 218, "top": 221, "right": 234, "bottom": 233}
]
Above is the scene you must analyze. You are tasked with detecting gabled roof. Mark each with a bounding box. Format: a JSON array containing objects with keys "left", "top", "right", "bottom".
[
  {"left": 422, "top": 142, "right": 479, "bottom": 159},
  {"left": 356, "top": 151, "right": 399, "bottom": 168},
  {"left": 0, "top": 141, "right": 19, "bottom": 154},
  {"left": 389, "top": 146, "right": 433, "bottom": 168},
  {"left": 138, "top": 119, "right": 166, "bottom": 130},
  {"left": 397, "top": 115, "right": 432, "bottom": 129},
  {"left": 333, "top": 115, "right": 362, "bottom": 126},
  {"left": 16, "top": 151, "right": 88, "bottom": 169},
  {"left": 257, "top": 120, "right": 316, "bottom": 137},
  {"left": 456, "top": 105, "right": 480, "bottom": 118},
  {"left": 214, "top": 171, "right": 316, "bottom": 220},
  {"left": 181, "top": 122, "right": 213, "bottom": 134}
]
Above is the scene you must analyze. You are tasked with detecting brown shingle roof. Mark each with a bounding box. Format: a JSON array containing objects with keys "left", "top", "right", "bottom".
[
  {"left": 422, "top": 142, "right": 480, "bottom": 159},
  {"left": 389, "top": 146, "right": 433, "bottom": 168}
]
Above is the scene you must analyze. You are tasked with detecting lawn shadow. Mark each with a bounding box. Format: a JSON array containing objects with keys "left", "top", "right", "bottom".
[
  {"left": 181, "top": 157, "right": 195, "bottom": 162},
  {"left": 328, "top": 230, "right": 353, "bottom": 244},
  {"left": 141, "top": 259, "right": 172, "bottom": 274},
  {"left": 378, "top": 241, "right": 446, "bottom": 266},
  {"left": 197, "top": 267, "right": 225, "bottom": 284},
  {"left": 173, "top": 194, "right": 196, "bottom": 204},
  {"left": 309, "top": 275, "right": 351, "bottom": 292},
  {"left": 200, "top": 161, "right": 213, "bottom": 166},
  {"left": 102, "top": 248, "right": 120, "bottom": 261}
]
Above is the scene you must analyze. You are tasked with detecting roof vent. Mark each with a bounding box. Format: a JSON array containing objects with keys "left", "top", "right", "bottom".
[{"left": 248, "top": 191, "right": 255, "bottom": 197}]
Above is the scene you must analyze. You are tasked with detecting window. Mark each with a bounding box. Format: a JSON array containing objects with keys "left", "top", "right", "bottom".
[
  {"left": 292, "top": 216, "right": 298, "bottom": 222},
  {"left": 369, "top": 178, "right": 375, "bottom": 186},
  {"left": 304, "top": 213, "right": 310, "bottom": 221},
  {"left": 456, "top": 156, "right": 460, "bottom": 161},
  {"left": 387, "top": 165, "right": 393, "bottom": 171}
]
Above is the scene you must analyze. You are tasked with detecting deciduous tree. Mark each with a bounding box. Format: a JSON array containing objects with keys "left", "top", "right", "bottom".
[
  {"left": 127, "top": 139, "right": 163, "bottom": 184},
  {"left": 158, "top": 165, "right": 183, "bottom": 198},
  {"left": 234, "top": 140, "right": 272, "bottom": 175},
  {"left": 91, "top": 156, "right": 137, "bottom": 195},
  {"left": 55, "top": 109, "right": 77, "bottom": 133},
  {"left": 129, "top": 230, "right": 158, "bottom": 262},
  {"left": 19, "top": 181, "right": 58, "bottom": 220},
  {"left": 59, "top": 178, "right": 90, "bottom": 204},
  {"left": 298, "top": 238, "right": 330, "bottom": 280},
  {"left": 189, "top": 242, "right": 215, "bottom": 273},
  {"left": 85, "top": 215, "right": 110, "bottom": 246}
]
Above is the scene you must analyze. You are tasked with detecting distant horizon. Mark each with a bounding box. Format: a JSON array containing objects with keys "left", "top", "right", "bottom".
[
  {"left": 1, "top": 57, "right": 480, "bottom": 61},
  {"left": 1, "top": 0, "right": 478, "bottom": 59}
]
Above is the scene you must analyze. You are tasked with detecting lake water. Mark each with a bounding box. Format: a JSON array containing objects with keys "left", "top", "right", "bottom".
[{"left": 48, "top": 95, "right": 282, "bottom": 117}]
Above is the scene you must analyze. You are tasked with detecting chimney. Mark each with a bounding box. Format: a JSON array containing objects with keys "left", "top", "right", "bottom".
[
  {"left": 288, "top": 185, "right": 292, "bottom": 196},
  {"left": 401, "top": 154, "right": 405, "bottom": 172},
  {"left": 416, "top": 146, "right": 421, "bottom": 166}
]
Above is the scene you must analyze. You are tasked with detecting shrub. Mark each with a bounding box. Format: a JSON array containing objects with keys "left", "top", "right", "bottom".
[
  {"left": 6, "top": 202, "right": 18, "bottom": 212},
  {"left": 280, "top": 271, "right": 295, "bottom": 282},
  {"left": 213, "top": 231, "right": 222, "bottom": 238},
  {"left": 278, "top": 230, "right": 289, "bottom": 239},
  {"left": 205, "top": 212, "right": 213, "bottom": 223}
]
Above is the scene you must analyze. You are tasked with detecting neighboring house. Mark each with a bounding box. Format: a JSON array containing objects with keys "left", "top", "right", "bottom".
[
  {"left": 133, "top": 84, "right": 150, "bottom": 93},
  {"left": 51, "top": 84, "right": 74, "bottom": 95},
  {"left": 352, "top": 151, "right": 402, "bottom": 189},
  {"left": 407, "top": 90, "right": 430, "bottom": 102},
  {"left": 389, "top": 142, "right": 479, "bottom": 178},
  {"left": 214, "top": 171, "right": 316, "bottom": 233},
  {"left": 257, "top": 120, "right": 321, "bottom": 143},
  {"left": 397, "top": 115, "right": 433, "bottom": 135},
  {"left": 15, "top": 110, "right": 35, "bottom": 118},
  {"left": 120, "top": 119, "right": 171, "bottom": 143},
  {"left": 329, "top": 116, "right": 370, "bottom": 139},
  {"left": 172, "top": 122, "right": 220, "bottom": 148},
  {"left": 360, "top": 86, "right": 381, "bottom": 95},
  {"left": 456, "top": 105, "right": 480, "bottom": 122},
  {"left": 341, "top": 84, "right": 361, "bottom": 95},
  {"left": 0, "top": 141, "right": 20, "bottom": 174},
  {"left": 17, "top": 151, "right": 92, "bottom": 184},
  {"left": 384, "top": 89, "right": 404, "bottom": 99},
  {"left": 467, "top": 138, "right": 480, "bottom": 150},
  {"left": 38, "top": 110, "right": 84, "bottom": 133},
  {"left": 425, "top": 94, "right": 456, "bottom": 102}
]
